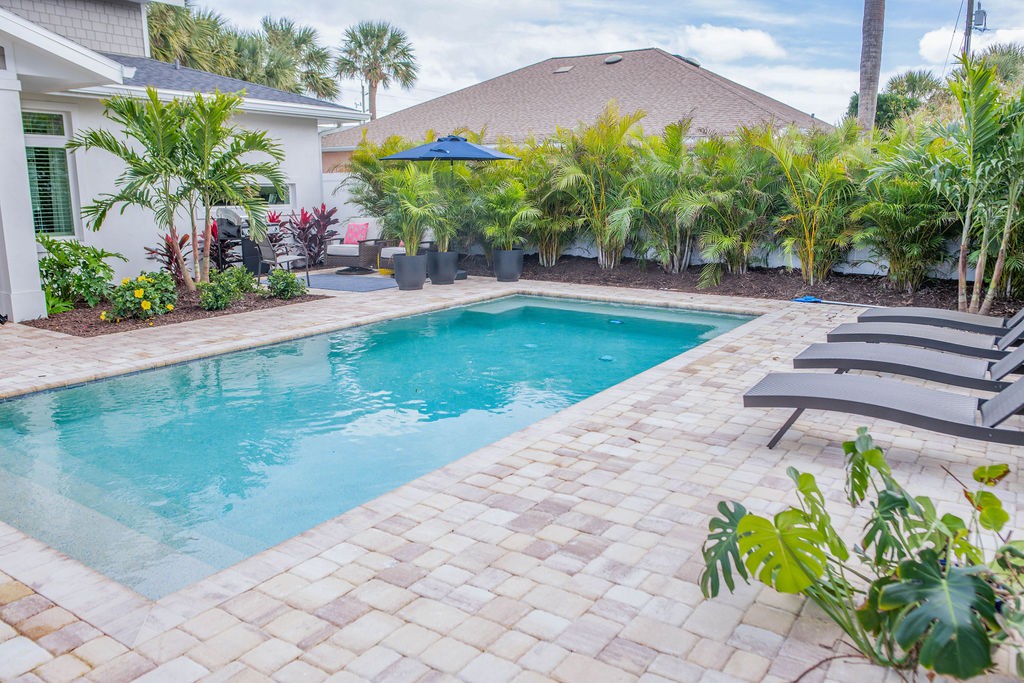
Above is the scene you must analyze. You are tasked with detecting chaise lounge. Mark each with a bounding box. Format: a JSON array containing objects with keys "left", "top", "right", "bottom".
[
  {"left": 793, "top": 341, "right": 1024, "bottom": 391},
  {"left": 858, "top": 305, "right": 1024, "bottom": 335},
  {"left": 744, "top": 371, "right": 1024, "bottom": 447},
  {"left": 827, "top": 319, "right": 1024, "bottom": 360}
]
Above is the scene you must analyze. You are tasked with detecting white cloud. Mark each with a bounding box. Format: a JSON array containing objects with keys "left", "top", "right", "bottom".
[
  {"left": 675, "top": 24, "right": 786, "bottom": 63},
  {"left": 716, "top": 64, "right": 858, "bottom": 124},
  {"left": 919, "top": 26, "right": 1024, "bottom": 67}
]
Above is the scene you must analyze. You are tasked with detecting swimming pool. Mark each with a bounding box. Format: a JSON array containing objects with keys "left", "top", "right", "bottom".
[{"left": 0, "top": 296, "right": 751, "bottom": 598}]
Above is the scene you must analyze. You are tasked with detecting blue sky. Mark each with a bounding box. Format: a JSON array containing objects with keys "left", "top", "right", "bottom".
[{"left": 215, "top": 0, "right": 1024, "bottom": 123}]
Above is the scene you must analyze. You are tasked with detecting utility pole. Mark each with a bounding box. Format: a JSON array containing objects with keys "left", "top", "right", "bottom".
[{"left": 964, "top": 0, "right": 975, "bottom": 56}]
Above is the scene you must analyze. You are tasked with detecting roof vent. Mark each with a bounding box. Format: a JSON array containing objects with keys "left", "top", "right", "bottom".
[
  {"left": 173, "top": 59, "right": 180, "bottom": 70},
  {"left": 554, "top": 65, "right": 574, "bottom": 74},
  {"left": 604, "top": 55, "right": 623, "bottom": 65},
  {"left": 679, "top": 55, "right": 701, "bottom": 68}
]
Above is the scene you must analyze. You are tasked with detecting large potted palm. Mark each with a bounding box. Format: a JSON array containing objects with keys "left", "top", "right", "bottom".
[
  {"left": 429, "top": 165, "right": 477, "bottom": 284},
  {"left": 383, "top": 164, "right": 441, "bottom": 290},
  {"left": 483, "top": 179, "right": 539, "bottom": 282}
]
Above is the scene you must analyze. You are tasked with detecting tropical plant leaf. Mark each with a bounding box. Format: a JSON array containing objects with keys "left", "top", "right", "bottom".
[
  {"left": 880, "top": 549, "right": 996, "bottom": 679},
  {"left": 842, "top": 427, "right": 889, "bottom": 506},
  {"left": 856, "top": 575, "right": 898, "bottom": 635},
  {"left": 787, "top": 467, "right": 848, "bottom": 560},
  {"left": 738, "top": 509, "right": 827, "bottom": 593},
  {"left": 699, "top": 501, "right": 749, "bottom": 597},
  {"left": 974, "top": 464, "right": 1010, "bottom": 486},
  {"left": 967, "top": 490, "right": 1010, "bottom": 532}
]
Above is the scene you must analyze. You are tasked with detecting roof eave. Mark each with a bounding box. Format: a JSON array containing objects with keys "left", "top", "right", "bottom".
[
  {"left": 68, "top": 84, "right": 369, "bottom": 123},
  {"left": 0, "top": 8, "right": 125, "bottom": 86}
]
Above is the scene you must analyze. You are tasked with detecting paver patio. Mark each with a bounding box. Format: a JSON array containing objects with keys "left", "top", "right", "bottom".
[{"left": 0, "top": 278, "right": 1019, "bottom": 682}]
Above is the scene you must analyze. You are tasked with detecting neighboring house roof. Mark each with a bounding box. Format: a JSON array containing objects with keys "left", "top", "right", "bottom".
[
  {"left": 323, "top": 47, "right": 825, "bottom": 149},
  {"left": 102, "top": 53, "right": 363, "bottom": 113}
]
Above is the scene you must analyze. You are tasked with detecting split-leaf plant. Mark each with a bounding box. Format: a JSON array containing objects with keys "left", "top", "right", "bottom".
[{"left": 700, "top": 428, "right": 1023, "bottom": 679}]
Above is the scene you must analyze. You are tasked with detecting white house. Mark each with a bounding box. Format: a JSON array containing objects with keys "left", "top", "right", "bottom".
[{"left": 0, "top": 0, "right": 367, "bottom": 322}]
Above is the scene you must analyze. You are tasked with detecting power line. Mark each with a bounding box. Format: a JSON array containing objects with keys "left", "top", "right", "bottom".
[{"left": 943, "top": 0, "right": 966, "bottom": 75}]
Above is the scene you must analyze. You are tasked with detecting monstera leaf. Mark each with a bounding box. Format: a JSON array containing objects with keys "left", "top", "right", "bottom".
[
  {"left": 788, "top": 467, "right": 848, "bottom": 561},
  {"left": 700, "top": 501, "right": 749, "bottom": 597},
  {"left": 843, "top": 427, "right": 889, "bottom": 506},
  {"left": 880, "top": 550, "right": 997, "bottom": 679},
  {"left": 737, "top": 509, "right": 827, "bottom": 593}
]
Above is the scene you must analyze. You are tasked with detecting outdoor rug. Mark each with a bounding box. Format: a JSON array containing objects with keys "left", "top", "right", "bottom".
[{"left": 307, "top": 274, "right": 398, "bottom": 292}]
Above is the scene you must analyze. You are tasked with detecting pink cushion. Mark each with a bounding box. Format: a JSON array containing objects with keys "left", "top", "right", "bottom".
[{"left": 343, "top": 222, "right": 369, "bottom": 244}]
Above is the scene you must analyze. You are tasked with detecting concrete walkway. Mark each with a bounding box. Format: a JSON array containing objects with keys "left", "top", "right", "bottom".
[{"left": 0, "top": 280, "right": 1018, "bottom": 682}]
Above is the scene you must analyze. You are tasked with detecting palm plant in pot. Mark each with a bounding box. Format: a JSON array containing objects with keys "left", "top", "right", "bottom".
[
  {"left": 382, "top": 164, "right": 441, "bottom": 290},
  {"left": 483, "top": 178, "right": 540, "bottom": 282},
  {"left": 429, "top": 163, "right": 474, "bottom": 284}
]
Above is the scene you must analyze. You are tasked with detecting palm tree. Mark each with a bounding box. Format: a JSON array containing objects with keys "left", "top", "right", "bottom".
[
  {"left": 857, "top": 0, "right": 886, "bottom": 133},
  {"left": 261, "top": 17, "right": 338, "bottom": 100},
  {"left": 335, "top": 21, "right": 418, "bottom": 120},
  {"left": 67, "top": 88, "right": 194, "bottom": 286},
  {"left": 550, "top": 102, "right": 645, "bottom": 269},
  {"left": 179, "top": 90, "right": 287, "bottom": 282},
  {"left": 147, "top": 3, "right": 236, "bottom": 76}
]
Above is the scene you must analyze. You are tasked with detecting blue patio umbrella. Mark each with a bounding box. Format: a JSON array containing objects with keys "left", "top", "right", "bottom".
[{"left": 380, "top": 135, "right": 518, "bottom": 167}]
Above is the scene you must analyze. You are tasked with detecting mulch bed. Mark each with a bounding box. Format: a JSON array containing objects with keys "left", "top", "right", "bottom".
[
  {"left": 462, "top": 254, "right": 1024, "bottom": 317},
  {"left": 22, "top": 289, "right": 325, "bottom": 338}
]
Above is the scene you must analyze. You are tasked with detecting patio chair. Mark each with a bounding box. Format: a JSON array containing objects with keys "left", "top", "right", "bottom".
[
  {"left": 743, "top": 371, "right": 1024, "bottom": 448},
  {"left": 255, "top": 235, "right": 309, "bottom": 285},
  {"left": 793, "top": 341, "right": 1024, "bottom": 391},
  {"left": 827, "top": 319, "right": 1024, "bottom": 360},
  {"left": 858, "top": 305, "right": 1024, "bottom": 335},
  {"left": 325, "top": 222, "right": 380, "bottom": 272}
]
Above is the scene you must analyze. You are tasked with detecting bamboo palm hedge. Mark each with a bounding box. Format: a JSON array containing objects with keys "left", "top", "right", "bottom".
[{"left": 344, "top": 55, "right": 1024, "bottom": 309}]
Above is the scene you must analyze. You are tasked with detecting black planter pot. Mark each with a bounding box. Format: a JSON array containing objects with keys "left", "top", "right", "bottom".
[
  {"left": 493, "top": 249, "right": 524, "bottom": 282},
  {"left": 428, "top": 251, "right": 459, "bottom": 285},
  {"left": 393, "top": 254, "right": 428, "bottom": 290}
]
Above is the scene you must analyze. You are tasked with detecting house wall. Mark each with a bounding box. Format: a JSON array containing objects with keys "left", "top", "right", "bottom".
[
  {"left": 322, "top": 150, "right": 352, "bottom": 173},
  {"left": 26, "top": 95, "right": 325, "bottom": 280},
  {"left": 0, "top": 0, "right": 148, "bottom": 57}
]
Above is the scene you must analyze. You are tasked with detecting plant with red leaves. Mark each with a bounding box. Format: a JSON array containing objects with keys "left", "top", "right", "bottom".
[{"left": 280, "top": 204, "right": 339, "bottom": 265}]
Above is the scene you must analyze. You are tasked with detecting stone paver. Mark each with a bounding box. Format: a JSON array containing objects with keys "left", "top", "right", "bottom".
[{"left": 0, "top": 280, "right": 1020, "bottom": 681}]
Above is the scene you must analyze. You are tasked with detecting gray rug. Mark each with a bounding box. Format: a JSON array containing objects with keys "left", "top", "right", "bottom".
[{"left": 307, "top": 274, "right": 398, "bottom": 292}]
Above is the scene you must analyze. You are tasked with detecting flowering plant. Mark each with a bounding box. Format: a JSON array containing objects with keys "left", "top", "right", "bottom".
[
  {"left": 280, "top": 204, "right": 339, "bottom": 265},
  {"left": 106, "top": 271, "right": 177, "bottom": 320}
]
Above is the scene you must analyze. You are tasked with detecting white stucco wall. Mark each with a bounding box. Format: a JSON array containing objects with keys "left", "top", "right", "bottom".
[{"left": 25, "top": 95, "right": 325, "bottom": 280}]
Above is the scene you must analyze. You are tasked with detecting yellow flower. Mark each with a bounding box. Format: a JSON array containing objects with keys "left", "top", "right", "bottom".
[
  {"left": 134, "top": 288, "right": 144, "bottom": 298},
  {"left": 166, "top": 304, "right": 174, "bottom": 311},
  {"left": 100, "top": 311, "right": 107, "bottom": 321},
  {"left": 121, "top": 278, "right": 130, "bottom": 285},
  {"left": 137, "top": 275, "right": 146, "bottom": 282},
  {"left": 141, "top": 300, "right": 152, "bottom": 311}
]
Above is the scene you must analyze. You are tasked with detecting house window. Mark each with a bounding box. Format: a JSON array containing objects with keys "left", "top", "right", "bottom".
[
  {"left": 23, "top": 112, "right": 75, "bottom": 236},
  {"left": 258, "top": 184, "right": 290, "bottom": 206}
]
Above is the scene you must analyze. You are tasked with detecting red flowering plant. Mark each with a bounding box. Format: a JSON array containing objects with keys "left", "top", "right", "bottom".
[
  {"left": 267, "top": 210, "right": 282, "bottom": 225},
  {"left": 145, "top": 234, "right": 193, "bottom": 287},
  {"left": 280, "top": 204, "right": 339, "bottom": 266},
  {"left": 199, "top": 220, "right": 241, "bottom": 273}
]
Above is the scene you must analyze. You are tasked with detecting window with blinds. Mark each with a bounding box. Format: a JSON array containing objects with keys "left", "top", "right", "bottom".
[
  {"left": 26, "top": 148, "right": 75, "bottom": 236},
  {"left": 23, "top": 111, "right": 75, "bottom": 236}
]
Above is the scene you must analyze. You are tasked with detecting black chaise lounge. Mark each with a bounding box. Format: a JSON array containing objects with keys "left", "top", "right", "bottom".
[
  {"left": 793, "top": 342, "right": 1024, "bottom": 391},
  {"left": 859, "top": 306, "right": 1024, "bottom": 335},
  {"left": 827, "top": 320, "right": 1024, "bottom": 360},
  {"left": 744, "top": 372, "right": 1024, "bottom": 448}
]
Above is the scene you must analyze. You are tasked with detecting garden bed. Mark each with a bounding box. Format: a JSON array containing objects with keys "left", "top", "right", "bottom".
[
  {"left": 23, "top": 289, "right": 325, "bottom": 338},
  {"left": 462, "top": 255, "right": 1024, "bottom": 317}
]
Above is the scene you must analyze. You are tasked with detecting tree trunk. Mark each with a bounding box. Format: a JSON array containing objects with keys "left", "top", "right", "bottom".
[
  {"left": 969, "top": 217, "right": 991, "bottom": 313},
  {"left": 957, "top": 194, "right": 976, "bottom": 311},
  {"left": 857, "top": 0, "right": 886, "bottom": 134},
  {"left": 200, "top": 207, "right": 213, "bottom": 283},
  {"left": 368, "top": 80, "right": 379, "bottom": 120},
  {"left": 980, "top": 181, "right": 1021, "bottom": 315},
  {"left": 168, "top": 225, "right": 195, "bottom": 291}
]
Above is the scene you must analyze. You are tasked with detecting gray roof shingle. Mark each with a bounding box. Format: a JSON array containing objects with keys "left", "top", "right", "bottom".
[
  {"left": 102, "top": 53, "right": 361, "bottom": 113},
  {"left": 323, "top": 47, "right": 826, "bottom": 148}
]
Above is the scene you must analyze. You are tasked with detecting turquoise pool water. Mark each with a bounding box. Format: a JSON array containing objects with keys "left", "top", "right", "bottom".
[{"left": 0, "top": 296, "right": 750, "bottom": 598}]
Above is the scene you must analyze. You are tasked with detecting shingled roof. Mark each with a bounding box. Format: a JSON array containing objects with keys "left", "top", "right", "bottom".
[
  {"left": 323, "top": 47, "right": 823, "bottom": 149},
  {"left": 103, "top": 53, "right": 362, "bottom": 113}
]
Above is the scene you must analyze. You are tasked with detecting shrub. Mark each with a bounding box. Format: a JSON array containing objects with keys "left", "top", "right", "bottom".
[
  {"left": 109, "top": 271, "right": 177, "bottom": 320},
  {"left": 700, "top": 428, "right": 1023, "bottom": 679},
  {"left": 37, "top": 235, "right": 127, "bottom": 309},
  {"left": 266, "top": 268, "right": 306, "bottom": 299},
  {"left": 217, "top": 266, "right": 260, "bottom": 296},
  {"left": 197, "top": 280, "right": 234, "bottom": 311}
]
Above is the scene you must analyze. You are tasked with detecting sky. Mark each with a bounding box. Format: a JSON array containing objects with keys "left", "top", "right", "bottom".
[{"left": 212, "top": 0, "right": 1024, "bottom": 124}]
